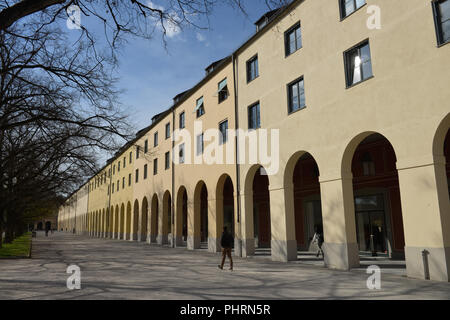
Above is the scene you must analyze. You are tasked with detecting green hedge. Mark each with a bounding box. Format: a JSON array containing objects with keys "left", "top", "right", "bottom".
[{"left": 0, "top": 232, "right": 32, "bottom": 258}]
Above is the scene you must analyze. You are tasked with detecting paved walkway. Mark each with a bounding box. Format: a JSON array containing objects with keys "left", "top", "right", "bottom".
[{"left": 0, "top": 232, "right": 449, "bottom": 300}]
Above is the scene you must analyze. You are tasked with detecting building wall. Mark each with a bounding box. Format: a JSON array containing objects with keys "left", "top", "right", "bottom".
[{"left": 58, "top": 0, "right": 450, "bottom": 282}]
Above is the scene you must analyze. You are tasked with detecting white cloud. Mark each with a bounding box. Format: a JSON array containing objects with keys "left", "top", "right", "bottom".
[
  {"left": 196, "top": 32, "right": 206, "bottom": 42},
  {"left": 147, "top": 1, "right": 182, "bottom": 38}
]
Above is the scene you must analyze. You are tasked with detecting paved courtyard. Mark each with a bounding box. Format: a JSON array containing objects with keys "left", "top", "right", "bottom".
[{"left": 0, "top": 232, "right": 449, "bottom": 300}]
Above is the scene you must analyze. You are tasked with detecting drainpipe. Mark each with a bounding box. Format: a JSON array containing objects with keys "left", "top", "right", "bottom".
[
  {"left": 232, "top": 53, "right": 242, "bottom": 258},
  {"left": 171, "top": 107, "right": 176, "bottom": 248}
]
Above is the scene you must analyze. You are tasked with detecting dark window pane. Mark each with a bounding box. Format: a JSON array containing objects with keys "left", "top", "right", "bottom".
[
  {"left": 360, "top": 44, "right": 371, "bottom": 63},
  {"left": 356, "top": 0, "right": 366, "bottom": 10},
  {"left": 440, "top": 0, "right": 450, "bottom": 20},
  {"left": 345, "top": 0, "right": 355, "bottom": 16},
  {"left": 442, "top": 19, "right": 450, "bottom": 42}
]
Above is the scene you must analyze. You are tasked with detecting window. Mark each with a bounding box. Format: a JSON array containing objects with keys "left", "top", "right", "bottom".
[
  {"left": 117, "top": 180, "right": 119, "bottom": 191},
  {"left": 135, "top": 169, "right": 139, "bottom": 183},
  {"left": 129, "top": 151, "right": 132, "bottom": 164},
  {"left": 247, "top": 55, "right": 259, "bottom": 82},
  {"left": 122, "top": 177, "right": 125, "bottom": 188},
  {"left": 136, "top": 146, "right": 140, "bottom": 159},
  {"left": 144, "top": 164, "right": 148, "bottom": 179},
  {"left": 123, "top": 157, "right": 126, "bottom": 168},
  {"left": 288, "top": 77, "right": 306, "bottom": 113},
  {"left": 179, "top": 143, "right": 185, "bottom": 164},
  {"left": 361, "top": 152, "right": 375, "bottom": 176},
  {"left": 218, "top": 78, "right": 228, "bottom": 103},
  {"left": 433, "top": 0, "right": 450, "bottom": 45},
  {"left": 165, "top": 151, "right": 170, "bottom": 170},
  {"left": 118, "top": 162, "right": 120, "bottom": 172},
  {"left": 196, "top": 97, "right": 205, "bottom": 118},
  {"left": 128, "top": 173, "right": 131, "bottom": 186},
  {"left": 285, "top": 22, "right": 302, "bottom": 56},
  {"left": 153, "top": 158, "right": 158, "bottom": 175},
  {"left": 165, "top": 123, "right": 171, "bottom": 139},
  {"left": 219, "top": 120, "right": 228, "bottom": 144},
  {"left": 154, "top": 132, "right": 158, "bottom": 147},
  {"left": 113, "top": 165, "right": 115, "bottom": 175},
  {"left": 144, "top": 140, "right": 148, "bottom": 153},
  {"left": 344, "top": 41, "right": 373, "bottom": 87},
  {"left": 340, "top": 0, "right": 366, "bottom": 19},
  {"left": 248, "top": 102, "right": 261, "bottom": 129},
  {"left": 179, "top": 112, "right": 185, "bottom": 129},
  {"left": 112, "top": 183, "right": 114, "bottom": 193},
  {"left": 196, "top": 133, "right": 204, "bottom": 155}
]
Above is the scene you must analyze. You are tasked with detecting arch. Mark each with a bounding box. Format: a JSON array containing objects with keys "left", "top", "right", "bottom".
[
  {"left": 133, "top": 199, "right": 139, "bottom": 241},
  {"left": 109, "top": 206, "right": 114, "bottom": 238},
  {"left": 160, "top": 190, "right": 171, "bottom": 245},
  {"left": 284, "top": 151, "right": 323, "bottom": 259},
  {"left": 141, "top": 196, "right": 148, "bottom": 242},
  {"left": 216, "top": 174, "right": 235, "bottom": 249},
  {"left": 126, "top": 201, "right": 132, "bottom": 240},
  {"left": 175, "top": 186, "right": 188, "bottom": 247},
  {"left": 114, "top": 205, "right": 119, "bottom": 239},
  {"left": 120, "top": 203, "right": 125, "bottom": 239},
  {"left": 193, "top": 181, "right": 208, "bottom": 248},
  {"left": 150, "top": 194, "right": 159, "bottom": 243},
  {"left": 343, "top": 132, "right": 405, "bottom": 259}
]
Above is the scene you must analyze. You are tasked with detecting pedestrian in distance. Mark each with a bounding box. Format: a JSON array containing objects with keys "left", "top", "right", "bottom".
[
  {"left": 313, "top": 225, "right": 324, "bottom": 258},
  {"left": 218, "top": 227, "right": 233, "bottom": 271}
]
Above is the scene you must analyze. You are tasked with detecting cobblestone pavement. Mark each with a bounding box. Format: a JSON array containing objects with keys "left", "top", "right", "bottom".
[{"left": 0, "top": 232, "right": 449, "bottom": 300}]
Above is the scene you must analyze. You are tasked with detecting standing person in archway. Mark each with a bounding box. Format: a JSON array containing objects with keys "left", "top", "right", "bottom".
[{"left": 218, "top": 227, "right": 234, "bottom": 271}]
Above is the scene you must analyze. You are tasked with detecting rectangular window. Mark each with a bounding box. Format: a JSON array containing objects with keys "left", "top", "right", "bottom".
[
  {"left": 153, "top": 158, "right": 158, "bottom": 175},
  {"left": 112, "top": 183, "right": 114, "bottom": 193},
  {"left": 128, "top": 173, "right": 131, "bottom": 186},
  {"left": 285, "top": 22, "right": 302, "bottom": 56},
  {"left": 117, "top": 180, "right": 119, "bottom": 191},
  {"left": 288, "top": 77, "right": 306, "bottom": 113},
  {"left": 179, "top": 112, "right": 185, "bottom": 129},
  {"left": 136, "top": 146, "right": 140, "bottom": 159},
  {"left": 165, "top": 152, "right": 170, "bottom": 170},
  {"left": 340, "top": 0, "right": 366, "bottom": 19},
  {"left": 179, "top": 143, "right": 185, "bottom": 164},
  {"left": 165, "top": 123, "right": 171, "bottom": 139},
  {"left": 154, "top": 132, "right": 158, "bottom": 147},
  {"left": 118, "top": 162, "right": 120, "bottom": 172},
  {"left": 123, "top": 157, "right": 126, "bottom": 168},
  {"left": 113, "top": 165, "right": 115, "bottom": 175},
  {"left": 248, "top": 102, "right": 261, "bottom": 129},
  {"left": 129, "top": 151, "right": 132, "bottom": 164},
  {"left": 247, "top": 55, "right": 259, "bottom": 82},
  {"left": 196, "top": 133, "right": 204, "bottom": 155},
  {"left": 144, "top": 164, "right": 148, "bottom": 179},
  {"left": 196, "top": 97, "right": 205, "bottom": 118},
  {"left": 433, "top": 0, "right": 450, "bottom": 45},
  {"left": 144, "top": 140, "right": 148, "bottom": 153},
  {"left": 135, "top": 169, "right": 139, "bottom": 183},
  {"left": 219, "top": 120, "right": 228, "bottom": 145},
  {"left": 344, "top": 40, "right": 373, "bottom": 87},
  {"left": 218, "top": 78, "right": 228, "bottom": 103}
]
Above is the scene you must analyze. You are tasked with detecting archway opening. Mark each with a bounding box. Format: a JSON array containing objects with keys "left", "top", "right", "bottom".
[
  {"left": 200, "top": 184, "right": 208, "bottom": 244},
  {"left": 120, "top": 204, "right": 125, "bottom": 240},
  {"left": 151, "top": 194, "right": 159, "bottom": 243},
  {"left": 253, "top": 167, "right": 271, "bottom": 251},
  {"left": 351, "top": 133, "right": 405, "bottom": 260},
  {"left": 133, "top": 200, "right": 139, "bottom": 241},
  {"left": 114, "top": 205, "right": 119, "bottom": 239},
  {"left": 141, "top": 197, "right": 148, "bottom": 242},
  {"left": 126, "top": 202, "right": 132, "bottom": 240},
  {"left": 223, "top": 177, "right": 235, "bottom": 239},
  {"left": 291, "top": 153, "right": 323, "bottom": 259}
]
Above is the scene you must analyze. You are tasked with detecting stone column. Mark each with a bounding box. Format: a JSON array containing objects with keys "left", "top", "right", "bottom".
[
  {"left": 239, "top": 192, "right": 255, "bottom": 257},
  {"left": 269, "top": 183, "right": 297, "bottom": 262},
  {"left": 208, "top": 196, "right": 222, "bottom": 253},
  {"left": 319, "top": 174, "right": 360, "bottom": 270},
  {"left": 187, "top": 194, "right": 200, "bottom": 250},
  {"left": 398, "top": 156, "right": 450, "bottom": 281}
]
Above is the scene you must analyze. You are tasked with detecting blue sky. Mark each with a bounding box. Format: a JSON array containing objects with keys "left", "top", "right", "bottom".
[{"left": 110, "top": 1, "right": 276, "bottom": 132}]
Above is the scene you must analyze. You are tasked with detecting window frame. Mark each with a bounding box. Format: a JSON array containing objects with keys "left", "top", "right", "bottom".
[
  {"left": 179, "top": 111, "right": 185, "bottom": 129},
  {"left": 165, "top": 122, "right": 171, "bottom": 139},
  {"left": 196, "top": 133, "right": 204, "bottom": 156},
  {"left": 339, "top": 0, "right": 367, "bottom": 20},
  {"left": 432, "top": 0, "right": 450, "bottom": 46},
  {"left": 219, "top": 119, "right": 229, "bottom": 145},
  {"left": 248, "top": 102, "right": 261, "bottom": 130},
  {"left": 343, "top": 39, "right": 374, "bottom": 88},
  {"left": 165, "top": 151, "right": 170, "bottom": 170},
  {"left": 144, "top": 164, "right": 148, "bottom": 180},
  {"left": 246, "top": 54, "right": 259, "bottom": 83},
  {"left": 284, "top": 22, "right": 302, "bottom": 57},
  {"left": 218, "top": 78, "right": 229, "bottom": 104},
  {"left": 135, "top": 169, "right": 139, "bottom": 183},
  {"left": 153, "top": 158, "right": 158, "bottom": 175},
  {"left": 287, "top": 76, "right": 306, "bottom": 114}
]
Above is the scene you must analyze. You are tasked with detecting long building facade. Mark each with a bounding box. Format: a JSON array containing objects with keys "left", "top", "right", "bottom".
[{"left": 58, "top": 0, "right": 450, "bottom": 282}]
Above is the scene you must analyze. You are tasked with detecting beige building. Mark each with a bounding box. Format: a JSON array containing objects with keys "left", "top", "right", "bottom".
[{"left": 59, "top": 0, "right": 450, "bottom": 282}]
